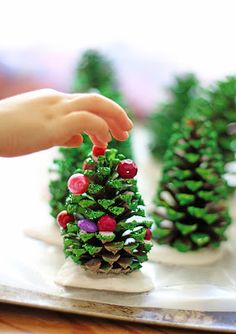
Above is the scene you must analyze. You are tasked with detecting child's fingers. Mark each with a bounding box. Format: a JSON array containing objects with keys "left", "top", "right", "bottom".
[
  {"left": 88, "top": 135, "right": 108, "bottom": 148},
  {"left": 103, "top": 118, "right": 129, "bottom": 141},
  {"left": 63, "top": 134, "right": 83, "bottom": 147},
  {"left": 61, "top": 111, "right": 112, "bottom": 145},
  {"left": 65, "top": 94, "right": 133, "bottom": 131}
]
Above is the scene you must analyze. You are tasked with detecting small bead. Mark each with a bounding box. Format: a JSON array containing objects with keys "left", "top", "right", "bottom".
[
  {"left": 144, "top": 228, "right": 152, "bottom": 240},
  {"left": 97, "top": 215, "right": 117, "bottom": 232},
  {"left": 92, "top": 146, "right": 106, "bottom": 157},
  {"left": 78, "top": 219, "right": 98, "bottom": 233},
  {"left": 67, "top": 173, "right": 90, "bottom": 194},
  {"left": 57, "top": 210, "right": 74, "bottom": 229},
  {"left": 117, "top": 159, "right": 138, "bottom": 179}
]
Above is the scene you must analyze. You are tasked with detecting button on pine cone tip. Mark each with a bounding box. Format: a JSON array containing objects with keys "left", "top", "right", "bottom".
[
  {"left": 117, "top": 159, "right": 138, "bottom": 179},
  {"left": 92, "top": 146, "right": 107, "bottom": 157}
]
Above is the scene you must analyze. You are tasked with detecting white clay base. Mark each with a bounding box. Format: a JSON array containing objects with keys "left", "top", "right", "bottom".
[
  {"left": 149, "top": 241, "right": 226, "bottom": 266},
  {"left": 55, "top": 258, "right": 154, "bottom": 293},
  {"left": 24, "top": 221, "right": 62, "bottom": 247}
]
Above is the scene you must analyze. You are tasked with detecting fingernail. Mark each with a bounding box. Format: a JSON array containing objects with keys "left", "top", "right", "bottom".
[
  {"left": 123, "top": 131, "right": 129, "bottom": 139},
  {"left": 128, "top": 119, "right": 133, "bottom": 129},
  {"left": 108, "top": 133, "right": 112, "bottom": 142}
]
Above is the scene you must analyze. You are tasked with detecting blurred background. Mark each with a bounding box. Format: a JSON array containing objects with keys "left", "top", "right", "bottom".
[{"left": 1, "top": 0, "right": 236, "bottom": 118}]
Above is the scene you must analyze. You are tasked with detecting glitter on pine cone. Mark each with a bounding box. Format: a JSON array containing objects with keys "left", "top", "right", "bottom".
[
  {"left": 97, "top": 215, "right": 117, "bottom": 232},
  {"left": 67, "top": 173, "right": 90, "bottom": 195},
  {"left": 117, "top": 159, "right": 138, "bottom": 179},
  {"left": 57, "top": 210, "right": 74, "bottom": 229}
]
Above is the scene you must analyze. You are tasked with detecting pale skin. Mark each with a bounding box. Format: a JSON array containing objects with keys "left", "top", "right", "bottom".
[{"left": 0, "top": 89, "right": 133, "bottom": 157}]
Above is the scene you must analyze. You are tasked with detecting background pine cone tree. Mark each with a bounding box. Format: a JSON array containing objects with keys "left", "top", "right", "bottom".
[
  {"left": 148, "top": 73, "right": 200, "bottom": 161},
  {"left": 152, "top": 112, "right": 231, "bottom": 252},
  {"left": 72, "top": 49, "right": 133, "bottom": 159},
  {"left": 57, "top": 148, "right": 152, "bottom": 274},
  {"left": 207, "top": 76, "right": 236, "bottom": 164}
]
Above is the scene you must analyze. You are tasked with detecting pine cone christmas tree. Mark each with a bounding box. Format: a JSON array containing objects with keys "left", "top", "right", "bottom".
[
  {"left": 73, "top": 49, "right": 120, "bottom": 99},
  {"left": 207, "top": 76, "right": 236, "bottom": 164},
  {"left": 152, "top": 113, "right": 231, "bottom": 252},
  {"left": 49, "top": 49, "right": 133, "bottom": 219},
  {"left": 148, "top": 73, "right": 200, "bottom": 161},
  {"left": 57, "top": 148, "right": 152, "bottom": 274}
]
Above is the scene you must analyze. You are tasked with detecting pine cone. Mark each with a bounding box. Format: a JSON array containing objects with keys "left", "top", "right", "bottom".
[
  {"left": 60, "top": 149, "right": 152, "bottom": 274},
  {"left": 152, "top": 114, "right": 231, "bottom": 252}
]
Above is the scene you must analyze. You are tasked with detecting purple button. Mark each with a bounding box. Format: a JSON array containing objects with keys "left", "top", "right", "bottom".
[{"left": 78, "top": 219, "right": 98, "bottom": 233}]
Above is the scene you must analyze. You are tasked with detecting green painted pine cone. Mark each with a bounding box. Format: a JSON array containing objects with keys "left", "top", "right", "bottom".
[
  {"left": 152, "top": 115, "right": 231, "bottom": 252},
  {"left": 60, "top": 149, "right": 152, "bottom": 274}
]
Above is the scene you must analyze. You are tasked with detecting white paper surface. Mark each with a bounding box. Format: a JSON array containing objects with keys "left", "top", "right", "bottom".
[
  {"left": 1, "top": 127, "right": 236, "bottom": 312},
  {"left": 25, "top": 218, "right": 62, "bottom": 247},
  {"left": 55, "top": 258, "right": 154, "bottom": 293},
  {"left": 149, "top": 241, "right": 226, "bottom": 266}
]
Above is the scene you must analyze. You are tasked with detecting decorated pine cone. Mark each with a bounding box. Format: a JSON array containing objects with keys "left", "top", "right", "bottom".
[
  {"left": 152, "top": 115, "right": 231, "bottom": 252},
  {"left": 58, "top": 148, "right": 152, "bottom": 274}
]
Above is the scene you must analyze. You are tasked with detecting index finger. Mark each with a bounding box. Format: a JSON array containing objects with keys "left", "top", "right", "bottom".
[{"left": 66, "top": 93, "right": 133, "bottom": 131}]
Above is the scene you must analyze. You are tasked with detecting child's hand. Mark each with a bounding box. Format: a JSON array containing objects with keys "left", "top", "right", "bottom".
[{"left": 0, "top": 89, "right": 133, "bottom": 157}]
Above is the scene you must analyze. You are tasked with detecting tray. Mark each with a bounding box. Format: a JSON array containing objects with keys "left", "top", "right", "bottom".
[
  {"left": 1, "top": 136, "right": 236, "bottom": 332},
  {"left": 1, "top": 284, "right": 236, "bottom": 332}
]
